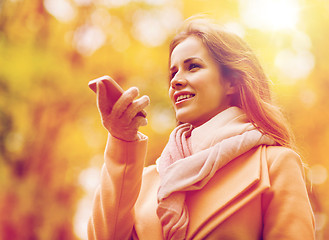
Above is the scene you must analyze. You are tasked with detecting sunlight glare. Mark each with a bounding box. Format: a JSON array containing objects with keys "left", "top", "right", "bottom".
[
  {"left": 239, "top": 0, "right": 300, "bottom": 31},
  {"left": 274, "top": 48, "right": 315, "bottom": 82},
  {"left": 73, "top": 25, "right": 106, "bottom": 56},
  {"left": 307, "top": 165, "right": 328, "bottom": 185},
  {"left": 100, "top": 0, "right": 132, "bottom": 7},
  {"left": 150, "top": 106, "right": 176, "bottom": 134},
  {"left": 132, "top": 8, "right": 182, "bottom": 47},
  {"left": 314, "top": 212, "right": 327, "bottom": 231},
  {"left": 143, "top": 0, "right": 168, "bottom": 5},
  {"left": 299, "top": 89, "right": 317, "bottom": 108},
  {"left": 292, "top": 31, "right": 312, "bottom": 51},
  {"left": 74, "top": 196, "right": 92, "bottom": 240},
  {"left": 74, "top": 166, "right": 101, "bottom": 240},
  {"left": 44, "top": 0, "right": 75, "bottom": 23},
  {"left": 223, "top": 22, "right": 245, "bottom": 38},
  {"left": 78, "top": 167, "right": 101, "bottom": 192},
  {"left": 73, "top": 0, "right": 92, "bottom": 6}
]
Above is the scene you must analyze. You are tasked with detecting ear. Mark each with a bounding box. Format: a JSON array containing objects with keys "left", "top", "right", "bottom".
[
  {"left": 224, "top": 70, "right": 241, "bottom": 95},
  {"left": 224, "top": 79, "right": 238, "bottom": 95},
  {"left": 227, "top": 83, "right": 237, "bottom": 95}
]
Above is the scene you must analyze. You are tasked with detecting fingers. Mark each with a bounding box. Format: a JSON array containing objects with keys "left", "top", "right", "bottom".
[
  {"left": 111, "top": 87, "right": 139, "bottom": 119},
  {"left": 112, "top": 87, "right": 149, "bottom": 121},
  {"left": 100, "top": 86, "right": 150, "bottom": 141},
  {"left": 123, "top": 95, "right": 150, "bottom": 123},
  {"left": 106, "top": 109, "right": 148, "bottom": 142},
  {"left": 131, "top": 115, "right": 148, "bottom": 128}
]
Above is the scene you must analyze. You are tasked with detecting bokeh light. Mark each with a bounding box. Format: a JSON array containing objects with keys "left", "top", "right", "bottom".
[
  {"left": 73, "top": 0, "right": 92, "bottom": 7},
  {"left": 299, "top": 89, "right": 317, "bottom": 108},
  {"left": 150, "top": 106, "right": 176, "bottom": 134},
  {"left": 73, "top": 25, "right": 107, "bottom": 56},
  {"left": 44, "top": 0, "right": 76, "bottom": 22},
  {"left": 74, "top": 166, "right": 102, "bottom": 239},
  {"left": 1, "top": 0, "right": 329, "bottom": 239},
  {"left": 223, "top": 22, "right": 245, "bottom": 38},
  {"left": 132, "top": 7, "right": 182, "bottom": 47},
  {"left": 239, "top": 0, "right": 300, "bottom": 30},
  {"left": 315, "top": 212, "right": 328, "bottom": 232},
  {"left": 274, "top": 48, "right": 315, "bottom": 82},
  {"left": 99, "top": 0, "right": 134, "bottom": 8},
  {"left": 308, "top": 165, "right": 328, "bottom": 185}
]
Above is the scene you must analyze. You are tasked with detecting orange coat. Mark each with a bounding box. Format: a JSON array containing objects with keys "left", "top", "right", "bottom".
[{"left": 88, "top": 134, "right": 315, "bottom": 239}]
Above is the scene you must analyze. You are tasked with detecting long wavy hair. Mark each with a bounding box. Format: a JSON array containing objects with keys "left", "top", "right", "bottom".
[{"left": 169, "top": 18, "right": 295, "bottom": 149}]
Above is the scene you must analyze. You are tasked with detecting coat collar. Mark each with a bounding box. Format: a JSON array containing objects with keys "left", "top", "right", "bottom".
[{"left": 186, "top": 146, "right": 270, "bottom": 239}]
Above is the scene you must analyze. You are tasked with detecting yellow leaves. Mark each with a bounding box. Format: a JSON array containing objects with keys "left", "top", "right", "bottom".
[{"left": 1, "top": 0, "right": 329, "bottom": 238}]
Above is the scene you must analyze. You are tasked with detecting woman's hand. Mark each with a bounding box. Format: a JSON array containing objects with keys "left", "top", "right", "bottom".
[{"left": 96, "top": 81, "right": 150, "bottom": 142}]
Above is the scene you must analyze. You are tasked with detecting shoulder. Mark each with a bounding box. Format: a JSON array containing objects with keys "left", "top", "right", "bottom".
[
  {"left": 264, "top": 146, "right": 303, "bottom": 171},
  {"left": 261, "top": 146, "right": 315, "bottom": 239},
  {"left": 262, "top": 146, "right": 307, "bottom": 185}
]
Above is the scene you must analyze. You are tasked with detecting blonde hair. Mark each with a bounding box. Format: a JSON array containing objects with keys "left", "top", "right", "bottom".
[{"left": 169, "top": 18, "right": 295, "bottom": 148}]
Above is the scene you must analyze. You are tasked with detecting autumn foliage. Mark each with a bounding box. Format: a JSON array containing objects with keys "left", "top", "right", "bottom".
[{"left": 0, "top": 0, "right": 328, "bottom": 239}]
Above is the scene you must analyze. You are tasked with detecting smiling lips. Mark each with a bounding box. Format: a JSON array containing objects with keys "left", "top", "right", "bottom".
[{"left": 175, "top": 93, "right": 195, "bottom": 103}]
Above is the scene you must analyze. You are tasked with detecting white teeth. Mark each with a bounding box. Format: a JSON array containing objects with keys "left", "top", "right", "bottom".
[{"left": 176, "top": 94, "right": 194, "bottom": 102}]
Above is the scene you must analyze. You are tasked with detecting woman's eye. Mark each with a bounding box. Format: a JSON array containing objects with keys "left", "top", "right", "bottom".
[{"left": 189, "top": 63, "right": 200, "bottom": 71}]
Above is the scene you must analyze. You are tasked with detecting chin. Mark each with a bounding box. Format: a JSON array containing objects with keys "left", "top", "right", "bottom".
[
  {"left": 176, "top": 115, "right": 198, "bottom": 126},
  {"left": 175, "top": 109, "right": 203, "bottom": 126},
  {"left": 176, "top": 115, "right": 191, "bottom": 125}
]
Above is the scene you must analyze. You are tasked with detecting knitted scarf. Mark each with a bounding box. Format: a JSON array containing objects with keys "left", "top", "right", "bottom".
[{"left": 156, "top": 107, "right": 276, "bottom": 239}]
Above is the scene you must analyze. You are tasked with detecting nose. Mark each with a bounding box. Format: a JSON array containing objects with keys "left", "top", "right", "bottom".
[{"left": 170, "top": 76, "right": 187, "bottom": 90}]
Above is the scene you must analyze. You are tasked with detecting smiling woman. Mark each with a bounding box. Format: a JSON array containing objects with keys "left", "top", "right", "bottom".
[
  {"left": 169, "top": 37, "right": 235, "bottom": 127},
  {"left": 88, "top": 18, "right": 315, "bottom": 240},
  {"left": 168, "top": 19, "right": 296, "bottom": 148}
]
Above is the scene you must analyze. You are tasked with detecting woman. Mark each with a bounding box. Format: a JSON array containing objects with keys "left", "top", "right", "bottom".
[{"left": 88, "top": 19, "right": 315, "bottom": 239}]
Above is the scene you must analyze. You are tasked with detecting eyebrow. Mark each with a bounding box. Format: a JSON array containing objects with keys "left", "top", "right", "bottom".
[{"left": 170, "top": 57, "right": 203, "bottom": 71}]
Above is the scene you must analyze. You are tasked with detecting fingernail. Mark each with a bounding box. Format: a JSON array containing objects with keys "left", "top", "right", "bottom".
[{"left": 143, "top": 95, "right": 150, "bottom": 103}]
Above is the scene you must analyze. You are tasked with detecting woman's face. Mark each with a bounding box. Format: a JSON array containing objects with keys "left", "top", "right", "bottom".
[{"left": 169, "top": 36, "right": 234, "bottom": 127}]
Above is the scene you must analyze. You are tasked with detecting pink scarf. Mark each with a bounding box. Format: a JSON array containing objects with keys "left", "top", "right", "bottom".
[{"left": 156, "top": 107, "right": 276, "bottom": 239}]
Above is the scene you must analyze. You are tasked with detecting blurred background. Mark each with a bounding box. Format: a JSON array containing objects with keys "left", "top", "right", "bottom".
[{"left": 0, "top": 0, "right": 328, "bottom": 239}]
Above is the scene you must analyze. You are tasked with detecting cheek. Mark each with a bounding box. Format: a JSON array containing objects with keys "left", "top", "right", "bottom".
[
  {"left": 168, "top": 88, "right": 174, "bottom": 102},
  {"left": 199, "top": 83, "right": 225, "bottom": 103}
]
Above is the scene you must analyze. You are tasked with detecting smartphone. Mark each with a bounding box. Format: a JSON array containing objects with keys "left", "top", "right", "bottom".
[{"left": 88, "top": 75, "right": 147, "bottom": 118}]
